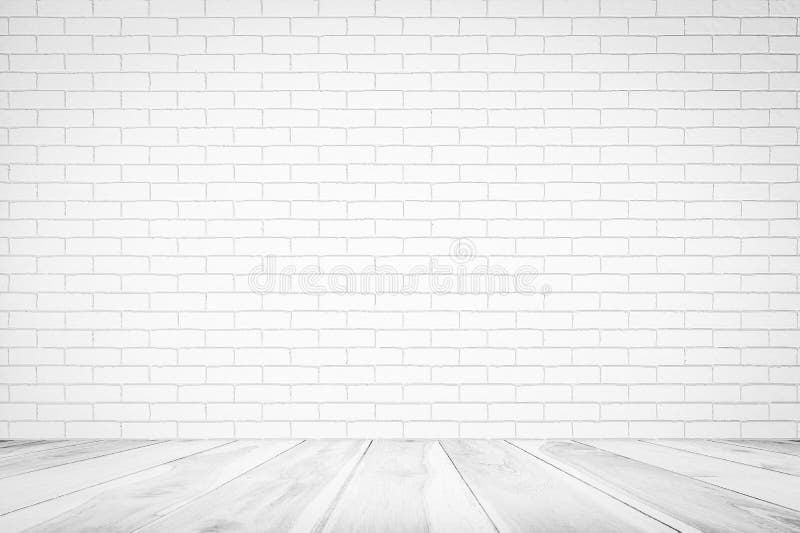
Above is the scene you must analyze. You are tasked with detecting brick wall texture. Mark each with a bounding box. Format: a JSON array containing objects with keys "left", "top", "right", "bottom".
[{"left": 1, "top": 0, "right": 799, "bottom": 439}]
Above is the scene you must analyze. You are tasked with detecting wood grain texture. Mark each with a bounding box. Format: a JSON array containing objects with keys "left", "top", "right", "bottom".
[
  {"left": 0, "top": 440, "right": 33, "bottom": 449},
  {"left": 721, "top": 440, "right": 800, "bottom": 457},
  {"left": 321, "top": 440, "right": 497, "bottom": 533},
  {"left": 0, "top": 439, "right": 157, "bottom": 479},
  {"left": 137, "top": 440, "right": 368, "bottom": 533},
  {"left": 0, "top": 440, "right": 299, "bottom": 532},
  {"left": 2, "top": 438, "right": 800, "bottom": 532},
  {"left": 582, "top": 439, "right": 800, "bottom": 512},
  {"left": 0, "top": 440, "right": 221, "bottom": 515},
  {"left": 0, "top": 440, "right": 89, "bottom": 459},
  {"left": 647, "top": 439, "right": 800, "bottom": 477},
  {"left": 441, "top": 439, "right": 672, "bottom": 533},
  {"left": 515, "top": 439, "right": 800, "bottom": 533}
]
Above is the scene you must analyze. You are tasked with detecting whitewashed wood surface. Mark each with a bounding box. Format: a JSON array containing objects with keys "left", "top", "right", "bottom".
[
  {"left": 0, "top": 439, "right": 799, "bottom": 532},
  {"left": 582, "top": 438, "right": 800, "bottom": 512},
  {"left": 442, "top": 439, "right": 673, "bottom": 532},
  {"left": 720, "top": 439, "right": 800, "bottom": 457},
  {"left": 321, "top": 439, "right": 497, "bottom": 533},
  {"left": 0, "top": 440, "right": 219, "bottom": 515},
  {"left": 0, "top": 440, "right": 88, "bottom": 459},
  {"left": 0, "top": 439, "right": 157, "bottom": 479},
  {"left": 139, "top": 440, "right": 368, "bottom": 532},
  {"left": 515, "top": 439, "right": 800, "bottom": 533},
  {"left": 0, "top": 440, "right": 300, "bottom": 532},
  {"left": 645, "top": 439, "right": 800, "bottom": 476}
]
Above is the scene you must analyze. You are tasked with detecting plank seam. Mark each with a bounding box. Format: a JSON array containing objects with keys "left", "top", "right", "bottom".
[
  {"left": 577, "top": 439, "right": 800, "bottom": 515},
  {"left": 0, "top": 440, "right": 100, "bottom": 460},
  {"left": 0, "top": 441, "right": 166, "bottom": 480},
  {"left": 506, "top": 440, "right": 695, "bottom": 533},
  {"left": 130, "top": 439, "right": 306, "bottom": 533},
  {"left": 0, "top": 440, "right": 235, "bottom": 518},
  {"left": 0, "top": 441, "right": 34, "bottom": 449},
  {"left": 311, "top": 439, "right": 374, "bottom": 533},
  {"left": 0, "top": 441, "right": 48, "bottom": 450},
  {"left": 643, "top": 439, "right": 800, "bottom": 478},
  {"left": 716, "top": 440, "right": 800, "bottom": 458},
  {"left": 437, "top": 440, "right": 502, "bottom": 533}
]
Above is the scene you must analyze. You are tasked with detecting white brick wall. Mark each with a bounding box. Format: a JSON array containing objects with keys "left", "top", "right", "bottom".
[{"left": 1, "top": 0, "right": 799, "bottom": 440}]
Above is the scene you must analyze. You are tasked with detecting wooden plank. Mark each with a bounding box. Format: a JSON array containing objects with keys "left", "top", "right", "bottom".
[
  {"left": 0, "top": 440, "right": 300, "bottom": 532},
  {"left": 0, "top": 439, "right": 158, "bottom": 479},
  {"left": 582, "top": 439, "right": 800, "bottom": 512},
  {"left": 721, "top": 440, "right": 800, "bottom": 457},
  {"left": 647, "top": 439, "right": 800, "bottom": 477},
  {"left": 440, "top": 440, "right": 673, "bottom": 533},
  {"left": 320, "top": 440, "right": 497, "bottom": 533},
  {"left": 0, "top": 440, "right": 89, "bottom": 459},
  {"left": 0, "top": 440, "right": 222, "bottom": 515},
  {"left": 136, "top": 440, "right": 368, "bottom": 533},
  {"left": 514, "top": 439, "right": 800, "bottom": 533},
  {"left": 0, "top": 441, "right": 42, "bottom": 454},
  {"left": 0, "top": 441, "right": 32, "bottom": 449}
]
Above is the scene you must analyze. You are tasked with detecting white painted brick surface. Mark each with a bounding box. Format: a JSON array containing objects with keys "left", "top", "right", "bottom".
[{"left": 0, "top": 0, "right": 799, "bottom": 439}]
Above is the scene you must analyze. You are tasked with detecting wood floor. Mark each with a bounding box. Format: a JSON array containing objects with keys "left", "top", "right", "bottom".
[{"left": 1, "top": 439, "right": 799, "bottom": 532}]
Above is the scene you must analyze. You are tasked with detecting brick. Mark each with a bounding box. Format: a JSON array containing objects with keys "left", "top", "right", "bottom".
[{"left": 0, "top": 2, "right": 795, "bottom": 439}]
